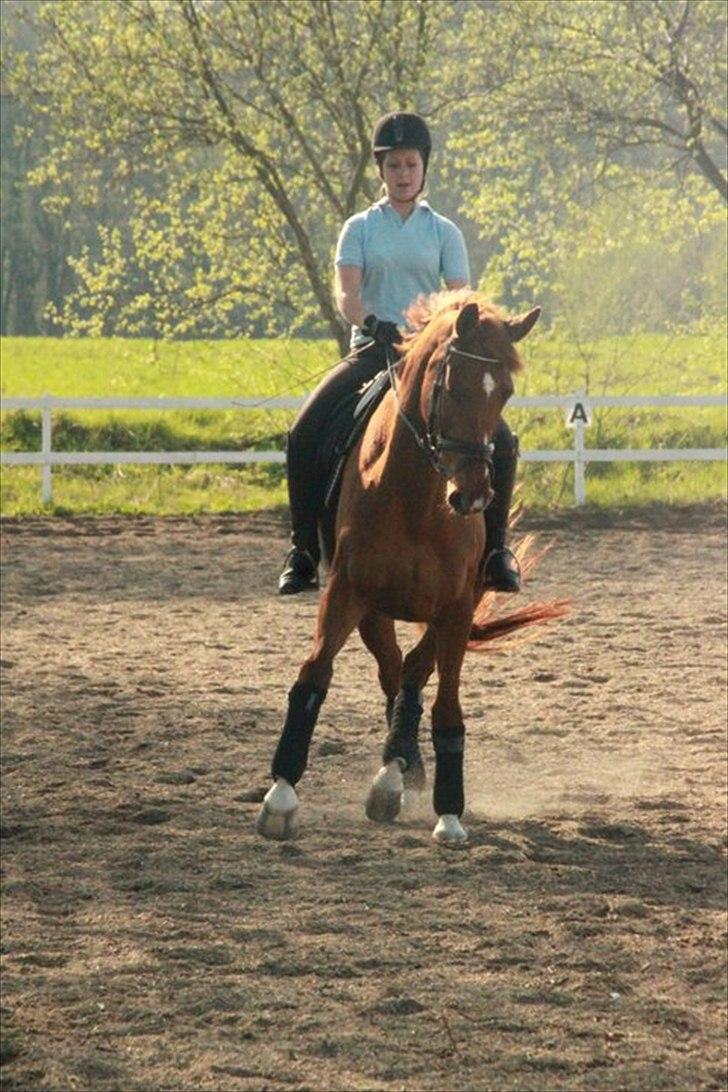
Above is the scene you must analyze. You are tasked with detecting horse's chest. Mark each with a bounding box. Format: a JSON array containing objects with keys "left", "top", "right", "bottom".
[{"left": 346, "top": 542, "right": 471, "bottom": 622}]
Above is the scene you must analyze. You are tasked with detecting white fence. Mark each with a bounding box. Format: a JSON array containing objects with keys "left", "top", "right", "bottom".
[{"left": 1, "top": 393, "right": 725, "bottom": 506}]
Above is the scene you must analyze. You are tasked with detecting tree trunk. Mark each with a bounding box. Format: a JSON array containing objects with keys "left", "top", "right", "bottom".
[{"left": 690, "top": 139, "right": 728, "bottom": 205}]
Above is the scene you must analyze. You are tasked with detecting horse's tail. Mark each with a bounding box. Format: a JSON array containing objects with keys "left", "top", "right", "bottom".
[
  {"left": 468, "top": 597, "right": 570, "bottom": 650},
  {"left": 468, "top": 532, "right": 571, "bottom": 651}
]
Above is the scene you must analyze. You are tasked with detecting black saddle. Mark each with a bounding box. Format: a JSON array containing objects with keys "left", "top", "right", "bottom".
[{"left": 318, "top": 369, "right": 392, "bottom": 514}]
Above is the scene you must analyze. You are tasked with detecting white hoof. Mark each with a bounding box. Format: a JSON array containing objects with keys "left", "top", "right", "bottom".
[
  {"left": 432, "top": 814, "right": 468, "bottom": 846},
  {"left": 255, "top": 778, "right": 300, "bottom": 841},
  {"left": 365, "top": 760, "right": 404, "bottom": 823}
]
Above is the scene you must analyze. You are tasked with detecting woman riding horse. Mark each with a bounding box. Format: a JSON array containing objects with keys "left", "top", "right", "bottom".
[
  {"left": 278, "top": 111, "right": 522, "bottom": 597},
  {"left": 258, "top": 289, "right": 562, "bottom": 846}
]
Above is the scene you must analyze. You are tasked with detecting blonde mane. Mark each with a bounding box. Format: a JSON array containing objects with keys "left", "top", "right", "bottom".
[{"left": 401, "top": 289, "right": 522, "bottom": 373}]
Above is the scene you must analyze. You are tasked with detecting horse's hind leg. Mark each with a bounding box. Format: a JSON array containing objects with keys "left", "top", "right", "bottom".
[
  {"left": 365, "top": 625, "right": 436, "bottom": 823},
  {"left": 430, "top": 604, "right": 473, "bottom": 847},
  {"left": 396, "top": 626, "right": 437, "bottom": 789},
  {"left": 358, "top": 613, "right": 404, "bottom": 823},
  {"left": 358, "top": 612, "right": 402, "bottom": 719},
  {"left": 256, "top": 574, "right": 364, "bottom": 841}
]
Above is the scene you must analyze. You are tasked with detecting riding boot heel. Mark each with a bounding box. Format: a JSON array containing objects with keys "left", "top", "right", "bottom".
[{"left": 278, "top": 547, "right": 319, "bottom": 595}]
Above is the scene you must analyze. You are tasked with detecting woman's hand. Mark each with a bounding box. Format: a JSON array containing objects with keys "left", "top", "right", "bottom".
[{"left": 362, "top": 314, "right": 401, "bottom": 346}]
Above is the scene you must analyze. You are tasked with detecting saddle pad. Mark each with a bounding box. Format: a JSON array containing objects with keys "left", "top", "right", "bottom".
[{"left": 321, "top": 369, "right": 392, "bottom": 513}]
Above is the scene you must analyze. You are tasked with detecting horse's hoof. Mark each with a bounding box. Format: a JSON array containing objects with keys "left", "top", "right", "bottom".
[
  {"left": 365, "top": 761, "right": 404, "bottom": 823},
  {"left": 403, "top": 756, "right": 426, "bottom": 792},
  {"left": 255, "top": 779, "right": 299, "bottom": 841},
  {"left": 432, "top": 814, "right": 468, "bottom": 847},
  {"left": 366, "top": 786, "right": 403, "bottom": 823}
]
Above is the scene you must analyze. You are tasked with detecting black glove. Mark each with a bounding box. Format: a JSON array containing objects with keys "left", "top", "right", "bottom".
[{"left": 362, "top": 314, "right": 401, "bottom": 347}]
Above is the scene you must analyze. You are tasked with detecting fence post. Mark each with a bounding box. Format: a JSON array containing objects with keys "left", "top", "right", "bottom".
[
  {"left": 574, "top": 401, "right": 586, "bottom": 506},
  {"left": 41, "top": 396, "right": 53, "bottom": 505}
]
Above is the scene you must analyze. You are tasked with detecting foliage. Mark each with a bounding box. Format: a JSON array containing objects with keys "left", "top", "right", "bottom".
[
  {"left": 3, "top": 0, "right": 448, "bottom": 349},
  {"left": 1, "top": 0, "right": 725, "bottom": 342},
  {"left": 437, "top": 0, "right": 727, "bottom": 310}
]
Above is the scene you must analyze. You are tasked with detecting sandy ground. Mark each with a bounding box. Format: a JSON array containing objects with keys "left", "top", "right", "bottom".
[{"left": 1, "top": 505, "right": 726, "bottom": 1092}]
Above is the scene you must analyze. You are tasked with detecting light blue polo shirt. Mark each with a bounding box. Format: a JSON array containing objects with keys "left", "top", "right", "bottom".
[{"left": 335, "top": 198, "right": 470, "bottom": 347}]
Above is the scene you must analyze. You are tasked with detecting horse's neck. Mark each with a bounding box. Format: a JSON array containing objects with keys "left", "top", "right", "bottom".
[{"left": 378, "top": 355, "right": 443, "bottom": 514}]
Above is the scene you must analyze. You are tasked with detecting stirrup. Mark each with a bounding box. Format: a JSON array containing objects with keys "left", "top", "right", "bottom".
[
  {"left": 482, "top": 547, "right": 521, "bottom": 593},
  {"left": 278, "top": 548, "right": 319, "bottom": 596}
]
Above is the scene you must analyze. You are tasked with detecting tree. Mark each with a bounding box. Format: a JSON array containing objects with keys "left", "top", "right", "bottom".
[
  {"left": 434, "top": 0, "right": 726, "bottom": 308},
  {"left": 5, "top": 0, "right": 446, "bottom": 350},
  {"left": 0, "top": 87, "right": 78, "bottom": 335},
  {"left": 445, "top": 0, "right": 726, "bottom": 197},
  {"left": 3, "top": 0, "right": 725, "bottom": 342}
]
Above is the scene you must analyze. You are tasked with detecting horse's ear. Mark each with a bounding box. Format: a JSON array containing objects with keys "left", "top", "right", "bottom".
[
  {"left": 506, "top": 307, "right": 541, "bottom": 342},
  {"left": 455, "top": 302, "right": 480, "bottom": 339}
]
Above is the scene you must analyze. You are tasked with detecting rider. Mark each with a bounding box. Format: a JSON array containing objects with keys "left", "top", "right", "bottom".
[{"left": 278, "top": 111, "right": 522, "bottom": 596}]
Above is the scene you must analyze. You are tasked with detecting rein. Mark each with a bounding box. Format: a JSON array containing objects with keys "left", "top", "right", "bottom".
[{"left": 385, "top": 341, "right": 498, "bottom": 478}]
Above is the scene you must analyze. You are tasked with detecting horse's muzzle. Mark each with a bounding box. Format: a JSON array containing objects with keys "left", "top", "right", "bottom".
[{"left": 447, "top": 484, "right": 495, "bottom": 516}]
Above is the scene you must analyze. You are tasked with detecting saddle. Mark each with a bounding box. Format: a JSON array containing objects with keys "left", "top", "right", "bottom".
[{"left": 318, "top": 369, "right": 392, "bottom": 514}]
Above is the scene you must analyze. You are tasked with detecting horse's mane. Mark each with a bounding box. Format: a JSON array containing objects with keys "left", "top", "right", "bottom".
[{"left": 401, "top": 289, "right": 523, "bottom": 373}]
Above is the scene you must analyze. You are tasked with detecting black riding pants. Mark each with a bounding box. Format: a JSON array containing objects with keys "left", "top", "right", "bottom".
[{"left": 285, "top": 344, "right": 517, "bottom": 562}]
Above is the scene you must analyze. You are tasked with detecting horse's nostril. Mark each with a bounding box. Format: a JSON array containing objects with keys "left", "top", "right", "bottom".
[{"left": 448, "top": 490, "right": 464, "bottom": 514}]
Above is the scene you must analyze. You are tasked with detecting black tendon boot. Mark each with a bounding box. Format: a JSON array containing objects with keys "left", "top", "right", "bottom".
[
  {"left": 483, "top": 432, "right": 521, "bottom": 593},
  {"left": 384, "top": 684, "right": 426, "bottom": 789},
  {"left": 432, "top": 726, "right": 465, "bottom": 817},
  {"left": 271, "top": 681, "right": 327, "bottom": 786}
]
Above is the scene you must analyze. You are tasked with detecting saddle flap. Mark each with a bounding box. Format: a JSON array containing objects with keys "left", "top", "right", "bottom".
[{"left": 320, "top": 370, "right": 392, "bottom": 512}]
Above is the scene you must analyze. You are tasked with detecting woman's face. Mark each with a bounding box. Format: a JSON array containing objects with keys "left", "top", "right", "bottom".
[{"left": 381, "top": 148, "right": 424, "bottom": 204}]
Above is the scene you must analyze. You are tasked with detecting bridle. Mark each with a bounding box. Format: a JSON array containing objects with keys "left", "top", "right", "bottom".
[{"left": 385, "top": 340, "right": 500, "bottom": 479}]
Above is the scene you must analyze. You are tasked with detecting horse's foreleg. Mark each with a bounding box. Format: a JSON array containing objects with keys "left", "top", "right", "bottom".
[
  {"left": 256, "top": 574, "right": 364, "bottom": 841},
  {"left": 256, "top": 669, "right": 324, "bottom": 841},
  {"left": 430, "top": 604, "right": 474, "bottom": 847},
  {"left": 366, "top": 626, "right": 436, "bottom": 823}
]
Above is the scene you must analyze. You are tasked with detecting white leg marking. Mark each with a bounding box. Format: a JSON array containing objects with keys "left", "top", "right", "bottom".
[
  {"left": 255, "top": 777, "right": 300, "bottom": 841},
  {"left": 264, "top": 778, "right": 298, "bottom": 813},
  {"left": 373, "top": 760, "right": 404, "bottom": 794},
  {"left": 365, "top": 760, "right": 404, "bottom": 823},
  {"left": 433, "top": 814, "right": 468, "bottom": 846}
]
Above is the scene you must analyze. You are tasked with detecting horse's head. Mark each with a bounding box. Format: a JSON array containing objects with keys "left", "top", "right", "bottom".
[{"left": 424, "top": 299, "right": 540, "bottom": 516}]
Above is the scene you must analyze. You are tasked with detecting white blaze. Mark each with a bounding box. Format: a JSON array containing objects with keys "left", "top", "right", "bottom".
[{"left": 483, "top": 373, "right": 496, "bottom": 396}]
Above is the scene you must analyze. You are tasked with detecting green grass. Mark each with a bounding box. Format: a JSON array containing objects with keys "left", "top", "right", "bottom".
[{"left": 1, "top": 332, "right": 726, "bottom": 517}]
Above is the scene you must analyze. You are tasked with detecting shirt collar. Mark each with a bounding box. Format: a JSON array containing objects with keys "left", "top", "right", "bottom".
[{"left": 374, "top": 197, "right": 429, "bottom": 215}]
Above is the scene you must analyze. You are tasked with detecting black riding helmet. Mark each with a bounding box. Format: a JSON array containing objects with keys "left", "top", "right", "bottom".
[{"left": 372, "top": 111, "right": 432, "bottom": 182}]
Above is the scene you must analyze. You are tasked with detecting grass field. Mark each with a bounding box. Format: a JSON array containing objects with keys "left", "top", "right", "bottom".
[{"left": 1, "top": 332, "right": 726, "bottom": 516}]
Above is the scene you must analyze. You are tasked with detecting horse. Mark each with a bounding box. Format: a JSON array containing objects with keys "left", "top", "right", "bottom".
[{"left": 256, "top": 290, "right": 568, "bottom": 846}]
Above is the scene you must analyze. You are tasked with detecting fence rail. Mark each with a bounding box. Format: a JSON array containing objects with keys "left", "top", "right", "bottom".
[{"left": 1, "top": 393, "right": 725, "bottom": 506}]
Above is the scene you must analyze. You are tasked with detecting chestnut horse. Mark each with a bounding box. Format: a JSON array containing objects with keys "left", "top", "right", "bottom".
[{"left": 257, "top": 291, "right": 567, "bottom": 846}]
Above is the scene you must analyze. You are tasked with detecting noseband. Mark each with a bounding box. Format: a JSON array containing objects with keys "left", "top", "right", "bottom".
[{"left": 385, "top": 341, "right": 499, "bottom": 479}]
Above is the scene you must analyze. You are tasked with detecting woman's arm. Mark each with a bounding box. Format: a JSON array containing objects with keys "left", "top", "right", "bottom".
[
  {"left": 335, "top": 265, "right": 368, "bottom": 328},
  {"left": 441, "top": 218, "right": 471, "bottom": 291}
]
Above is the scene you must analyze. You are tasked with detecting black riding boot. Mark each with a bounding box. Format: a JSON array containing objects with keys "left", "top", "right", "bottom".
[
  {"left": 278, "top": 436, "right": 320, "bottom": 595},
  {"left": 278, "top": 545, "right": 319, "bottom": 595},
  {"left": 278, "top": 344, "right": 388, "bottom": 596},
  {"left": 483, "top": 427, "right": 521, "bottom": 593}
]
